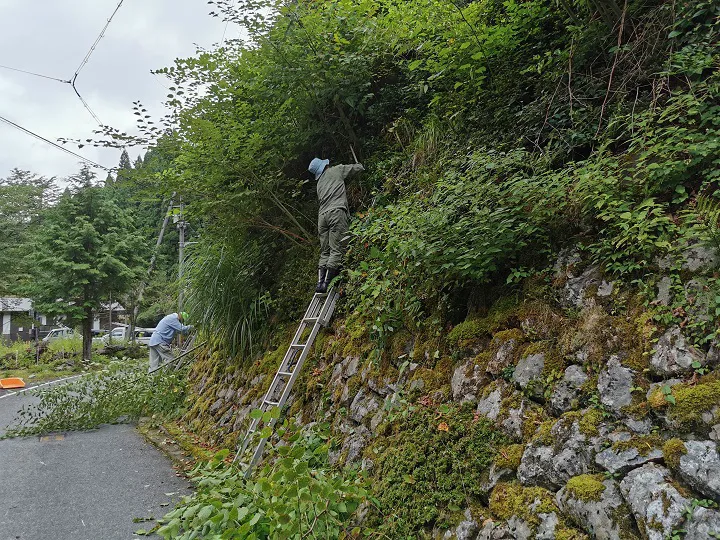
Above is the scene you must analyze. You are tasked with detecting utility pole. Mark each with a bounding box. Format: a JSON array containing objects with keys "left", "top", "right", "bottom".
[
  {"left": 177, "top": 197, "right": 186, "bottom": 313},
  {"left": 132, "top": 193, "right": 176, "bottom": 337},
  {"left": 109, "top": 291, "right": 113, "bottom": 345}
]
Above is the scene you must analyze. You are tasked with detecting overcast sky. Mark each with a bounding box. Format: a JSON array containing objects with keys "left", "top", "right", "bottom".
[{"left": 0, "top": 0, "right": 236, "bottom": 182}]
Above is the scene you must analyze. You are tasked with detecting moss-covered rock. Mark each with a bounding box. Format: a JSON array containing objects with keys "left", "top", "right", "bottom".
[
  {"left": 447, "top": 317, "right": 489, "bottom": 349},
  {"left": 518, "top": 412, "right": 601, "bottom": 490},
  {"left": 522, "top": 340, "right": 565, "bottom": 376},
  {"left": 667, "top": 379, "right": 720, "bottom": 431},
  {"left": 557, "top": 476, "right": 641, "bottom": 539},
  {"left": 486, "top": 328, "right": 525, "bottom": 376},
  {"left": 494, "top": 443, "right": 525, "bottom": 470},
  {"left": 489, "top": 482, "right": 557, "bottom": 525},
  {"left": 611, "top": 434, "right": 664, "bottom": 456},
  {"left": 562, "top": 408, "right": 605, "bottom": 438},
  {"left": 648, "top": 377, "right": 720, "bottom": 433},
  {"left": 565, "top": 474, "right": 607, "bottom": 502},
  {"left": 364, "top": 403, "right": 504, "bottom": 537},
  {"left": 662, "top": 438, "right": 687, "bottom": 470}
]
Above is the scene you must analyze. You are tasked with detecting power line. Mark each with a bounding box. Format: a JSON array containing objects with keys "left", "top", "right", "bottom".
[
  {"left": 68, "top": 0, "right": 125, "bottom": 126},
  {"left": 72, "top": 84, "right": 103, "bottom": 125},
  {"left": 220, "top": 0, "right": 236, "bottom": 45},
  {"left": 0, "top": 63, "right": 71, "bottom": 84},
  {"left": 74, "top": 0, "right": 125, "bottom": 78},
  {"left": 0, "top": 113, "right": 109, "bottom": 171}
]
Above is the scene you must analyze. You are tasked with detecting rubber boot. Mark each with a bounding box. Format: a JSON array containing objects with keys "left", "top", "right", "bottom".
[
  {"left": 315, "top": 267, "right": 327, "bottom": 293},
  {"left": 323, "top": 267, "right": 340, "bottom": 292}
]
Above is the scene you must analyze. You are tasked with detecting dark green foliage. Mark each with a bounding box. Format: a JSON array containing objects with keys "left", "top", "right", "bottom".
[
  {"left": 184, "top": 239, "right": 271, "bottom": 358},
  {"left": 0, "top": 169, "right": 57, "bottom": 295},
  {"left": 117, "top": 148, "right": 133, "bottom": 183},
  {"left": 157, "top": 422, "right": 368, "bottom": 539},
  {"left": 26, "top": 166, "right": 145, "bottom": 360},
  {"left": 367, "top": 403, "right": 504, "bottom": 536},
  {"left": 107, "top": 0, "right": 720, "bottom": 355}
]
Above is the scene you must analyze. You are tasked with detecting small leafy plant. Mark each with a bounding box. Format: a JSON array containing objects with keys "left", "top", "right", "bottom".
[
  {"left": 662, "top": 384, "right": 676, "bottom": 405},
  {"left": 157, "top": 421, "right": 369, "bottom": 539}
]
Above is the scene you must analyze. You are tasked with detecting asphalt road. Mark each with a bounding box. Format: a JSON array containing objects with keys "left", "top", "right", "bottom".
[{"left": 0, "top": 381, "right": 191, "bottom": 540}]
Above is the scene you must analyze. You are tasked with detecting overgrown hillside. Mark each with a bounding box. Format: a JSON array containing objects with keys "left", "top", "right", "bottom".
[{"left": 110, "top": 0, "right": 720, "bottom": 537}]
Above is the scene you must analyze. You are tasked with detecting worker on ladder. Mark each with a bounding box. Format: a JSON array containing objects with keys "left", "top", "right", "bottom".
[{"left": 308, "top": 157, "right": 364, "bottom": 293}]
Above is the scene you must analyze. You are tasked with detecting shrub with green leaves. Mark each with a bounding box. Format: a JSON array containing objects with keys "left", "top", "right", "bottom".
[{"left": 156, "top": 422, "right": 369, "bottom": 539}]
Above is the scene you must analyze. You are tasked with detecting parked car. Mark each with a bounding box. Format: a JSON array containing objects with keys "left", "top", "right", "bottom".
[
  {"left": 41, "top": 326, "right": 78, "bottom": 343},
  {"left": 101, "top": 325, "right": 155, "bottom": 346},
  {"left": 91, "top": 329, "right": 109, "bottom": 345}
]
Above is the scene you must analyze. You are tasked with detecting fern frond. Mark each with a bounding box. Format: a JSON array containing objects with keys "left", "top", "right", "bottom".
[{"left": 695, "top": 195, "right": 720, "bottom": 248}]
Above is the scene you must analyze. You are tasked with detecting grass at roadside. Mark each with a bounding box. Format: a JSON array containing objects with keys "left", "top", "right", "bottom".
[{"left": 1, "top": 338, "right": 149, "bottom": 381}]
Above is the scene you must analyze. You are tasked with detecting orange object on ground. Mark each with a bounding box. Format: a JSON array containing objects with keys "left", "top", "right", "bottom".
[{"left": 0, "top": 377, "right": 26, "bottom": 389}]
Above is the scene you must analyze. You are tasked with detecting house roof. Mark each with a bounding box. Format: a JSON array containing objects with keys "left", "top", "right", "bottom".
[
  {"left": 99, "top": 301, "right": 126, "bottom": 312},
  {"left": 0, "top": 297, "right": 33, "bottom": 312}
]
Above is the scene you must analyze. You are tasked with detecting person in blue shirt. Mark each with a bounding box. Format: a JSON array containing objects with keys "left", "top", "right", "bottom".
[{"left": 148, "top": 311, "right": 193, "bottom": 372}]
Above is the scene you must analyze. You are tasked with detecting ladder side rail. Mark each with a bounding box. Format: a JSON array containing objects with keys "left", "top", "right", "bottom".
[
  {"left": 236, "top": 347, "right": 298, "bottom": 461},
  {"left": 235, "top": 415, "right": 263, "bottom": 459},
  {"left": 235, "top": 330, "right": 307, "bottom": 464},
  {"left": 318, "top": 289, "right": 338, "bottom": 326},
  {"left": 289, "top": 319, "right": 312, "bottom": 348},
  {"left": 235, "top": 292, "right": 336, "bottom": 473},
  {"left": 244, "top": 319, "right": 325, "bottom": 475},
  {"left": 301, "top": 294, "right": 323, "bottom": 321},
  {"left": 245, "top": 319, "right": 325, "bottom": 471},
  {"left": 269, "top": 347, "right": 302, "bottom": 390}
]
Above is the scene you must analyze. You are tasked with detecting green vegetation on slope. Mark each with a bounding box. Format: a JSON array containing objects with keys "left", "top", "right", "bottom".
[{"left": 95, "top": 0, "right": 720, "bottom": 360}]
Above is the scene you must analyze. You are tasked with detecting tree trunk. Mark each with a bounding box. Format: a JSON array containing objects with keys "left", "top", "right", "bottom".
[{"left": 83, "top": 306, "right": 93, "bottom": 362}]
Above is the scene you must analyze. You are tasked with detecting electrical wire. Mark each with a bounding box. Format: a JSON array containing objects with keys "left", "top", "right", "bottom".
[
  {"left": 0, "top": 63, "right": 71, "bottom": 84},
  {"left": 69, "top": 0, "right": 125, "bottom": 126},
  {"left": 220, "top": 0, "right": 236, "bottom": 45},
  {"left": 2, "top": 0, "right": 125, "bottom": 129},
  {"left": 72, "top": 84, "right": 103, "bottom": 125},
  {"left": 0, "top": 114, "right": 109, "bottom": 170},
  {"left": 73, "top": 0, "right": 125, "bottom": 78}
]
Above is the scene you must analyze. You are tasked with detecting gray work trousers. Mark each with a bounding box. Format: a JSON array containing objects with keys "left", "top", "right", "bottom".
[
  {"left": 318, "top": 208, "right": 349, "bottom": 269},
  {"left": 148, "top": 342, "right": 174, "bottom": 373}
]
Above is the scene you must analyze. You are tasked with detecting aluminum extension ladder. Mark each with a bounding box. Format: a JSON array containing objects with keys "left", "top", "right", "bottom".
[{"left": 233, "top": 289, "right": 340, "bottom": 476}]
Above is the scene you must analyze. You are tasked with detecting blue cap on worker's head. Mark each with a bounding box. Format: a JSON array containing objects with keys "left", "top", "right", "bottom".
[{"left": 308, "top": 158, "right": 329, "bottom": 180}]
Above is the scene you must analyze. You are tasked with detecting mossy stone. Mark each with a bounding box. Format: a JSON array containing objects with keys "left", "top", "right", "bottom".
[
  {"left": 667, "top": 379, "right": 720, "bottom": 430},
  {"left": 489, "top": 482, "right": 557, "bottom": 525},
  {"left": 662, "top": 438, "right": 687, "bottom": 470},
  {"left": 365, "top": 404, "right": 503, "bottom": 536},
  {"left": 494, "top": 443, "right": 525, "bottom": 470},
  {"left": 565, "top": 474, "right": 607, "bottom": 502},
  {"left": 447, "top": 318, "right": 490, "bottom": 348},
  {"left": 611, "top": 434, "right": 663, "bottom": 456}
]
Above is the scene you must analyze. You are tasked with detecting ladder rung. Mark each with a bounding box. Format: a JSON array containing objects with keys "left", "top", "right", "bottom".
[
  {"left": 303, "top": 317, "right": 319, "bottom": 324},
  {"left": 289, "top": 343, "right": 305, "bottom": 349},
  {"left": 278, "top": 370, "right": 293, "bottom": 377},
  {"left": 264, "top": 400, "right": 280, "bottom": 407}
]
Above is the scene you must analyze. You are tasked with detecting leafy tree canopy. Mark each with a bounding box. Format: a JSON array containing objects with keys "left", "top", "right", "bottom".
[{"left": 26, "top": 165, "right": 146, "bottom": 359}]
